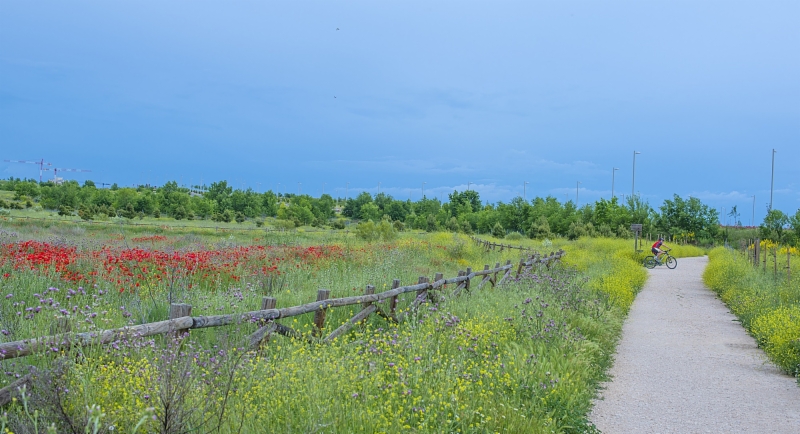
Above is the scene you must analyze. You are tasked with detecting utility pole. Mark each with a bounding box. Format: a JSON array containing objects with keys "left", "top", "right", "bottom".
[
  {"left": 612, "top": 168, "right": 619, "bottom": 199},
  {"left": 467, "top": 181, "right": 471, "bottom": 191},
  {"left": 770, "top": 149, "right": 776, "bottom": 211},
  {"left": 524, "top": 181, "right": 529, "bottom": 200},
  {"left": 632, "top": 151, "right": 641, "bottom": 199}
]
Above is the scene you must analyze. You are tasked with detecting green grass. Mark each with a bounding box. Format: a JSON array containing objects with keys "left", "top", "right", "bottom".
[{"left": 1, "top": 220, "right": 657, "bottom": 433}]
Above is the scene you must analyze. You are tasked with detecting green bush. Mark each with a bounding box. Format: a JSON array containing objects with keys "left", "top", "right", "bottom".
[
  {"left": 273, "top": 219, "right": 295, "bottom": 230},
  {"left": 491, "top": 222, "right": 505, "bottom": 238},
  {"left": 505, "top": 231, "right": 523, "bottom": 241}
]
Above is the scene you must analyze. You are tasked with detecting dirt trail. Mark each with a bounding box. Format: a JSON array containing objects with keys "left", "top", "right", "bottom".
[{"left": 589, "top": 256, "right": 800, "bottom": 433}]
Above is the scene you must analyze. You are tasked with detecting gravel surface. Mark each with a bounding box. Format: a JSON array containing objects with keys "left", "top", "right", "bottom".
[{"left": 589, "top": 256, "right": 800, "bottom": 434}]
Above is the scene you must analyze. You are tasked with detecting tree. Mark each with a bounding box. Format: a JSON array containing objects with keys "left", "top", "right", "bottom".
[
  {"left": 360, "top": 202, "right": 381, "bottom": 222},
  {"left": 789, "top": 209, "right": 800, "bottom": 246},
  {"left": 760, "top": 209, "right": 789, "bottom": 243},
  {"left": 205, "top": 181, "right": 233, "bottom": 212},
  {"left": 343, "top": 192, "right": 373, "bottom": 219},
  {"left": 656, "top": 195, "right": 719, "bottom": 242}
]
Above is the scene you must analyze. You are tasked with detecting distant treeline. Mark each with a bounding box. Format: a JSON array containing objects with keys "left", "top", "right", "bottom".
[{"left": 2, "top": 177, "right": 798, "bottom": 244}]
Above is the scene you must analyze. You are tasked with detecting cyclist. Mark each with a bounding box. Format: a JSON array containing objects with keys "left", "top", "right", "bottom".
[{"left": 652, "top": 237, "right": 669, "bottom": 263}]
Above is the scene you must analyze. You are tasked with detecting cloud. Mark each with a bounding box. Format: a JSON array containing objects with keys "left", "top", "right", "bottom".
[{"left": 686, "top": 190, "right": 754, "bottom": 202}]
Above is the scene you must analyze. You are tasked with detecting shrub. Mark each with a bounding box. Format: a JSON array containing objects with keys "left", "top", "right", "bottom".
[
  {"left": 392, "top": 220, "right": 404, "bottom": 232},
  {"left": 425, "top": 214, "right": 438, "bottom": 232},
  {"left": 355, "top": 220, "right": 396, "bottom": 242},
  {"left": 273, "top": 219, "right": 295, "bottom": 231},
  {"left": 222, "top": 209, "right": 235, "bottom": 223},
  {"left": 173, "top": 206, "right": 187, "bottom": 220},
  {"left": 567, "top": 221, "right": 587, "bottom": 240},
  {"left": 235, "top": 212, "right": 246, "bottom": 223},
  {"left": 331, "top": 219, "right": 346, "bottom": 230},
  {"left": 446, "top": 217, "right": 460, "bottom": 232},
  {"left": 491, "top": 222, "right": 505, "bottom": 238},
  {"left": 58, "top": 205, "right": 73, "bottom": 217},
  {"left": 528, "top": 216, "right": 552, "bottom": 239},
  {"left": 505, "top": 231, "right": 523, "bottom": 241}
]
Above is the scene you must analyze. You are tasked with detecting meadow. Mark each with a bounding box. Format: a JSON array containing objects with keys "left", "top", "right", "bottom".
[
  {"left": 703, "top": 244, "right": 800, "bottom": 378},
  {"left": 0, "top": 218, "right": 659, "bottom": 433}
]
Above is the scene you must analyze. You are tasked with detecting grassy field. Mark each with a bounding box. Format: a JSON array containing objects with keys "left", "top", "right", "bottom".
[
  {"left": 0, "top": 219, "right": 663, "bottom": 433},
  {"left": 704, "top": 245, "right": 800, "bottom": 378}
]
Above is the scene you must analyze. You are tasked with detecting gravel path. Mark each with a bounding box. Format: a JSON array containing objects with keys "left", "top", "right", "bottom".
[{"left": 589, "top": 256, "right": 800, "bottom": 433}]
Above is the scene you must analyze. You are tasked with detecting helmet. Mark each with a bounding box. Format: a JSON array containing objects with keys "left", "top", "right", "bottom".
[{"left": 658, "top": 237, "right": 663, "bottom": 241}]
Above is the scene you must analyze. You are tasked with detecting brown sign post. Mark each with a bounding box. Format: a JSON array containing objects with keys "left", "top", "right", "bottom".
[{"left": 630, "top": 224, "right": 643, "bottom": 252}]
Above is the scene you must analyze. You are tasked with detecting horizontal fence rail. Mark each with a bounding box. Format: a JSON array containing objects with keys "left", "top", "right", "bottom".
[
  {"left": 0, "top": 249, "right": 565, "bottom": 405},
  {"left": 469, "top": 235, "right": 534, "bottom": 252}
]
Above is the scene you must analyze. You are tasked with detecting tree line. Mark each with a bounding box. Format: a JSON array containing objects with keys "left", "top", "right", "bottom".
[{"left": 2, "top": 177, "right": 798, "bottom": 245}]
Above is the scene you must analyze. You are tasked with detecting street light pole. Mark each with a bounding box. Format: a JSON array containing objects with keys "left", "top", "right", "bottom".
[
  {"left": 577, "top": 181, "right": 581, "bottom": 206},
  {"left": 612, "top": 168, "right": 619, "bottom": 199},
  {"left": 467, "top": 181, "right": 471, "bottom": 191},
  {"left": 524, "top": 181, "right": 528, "bottom": 200},
  {"left": 632, "top": 151, "right": 641, "bottom": 199},
  {"left": 770, "top": 149, "right": 776, "bottom": 211}
]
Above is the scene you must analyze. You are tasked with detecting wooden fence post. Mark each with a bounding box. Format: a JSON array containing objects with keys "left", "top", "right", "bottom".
[
  {"left": 464, "top": 268, "right": 472, "bottom": 291},
  {"left": 313, "top": 289, "right": 331, "bottom": 336},
  {"left": 363, "top": 285, "right": 375, "bottom": 309},
  {"left": 754, "top": 239, "right": 760, "bottom": 268},
  {"left": 416, "top": 276, "right": 427, "bottom": 302},
  {"left": 389, "top": 279, "right": 400, "bottom": 316},
  {"left": 169, "top": 303, "right": 192, "bottom": 338},
  {"left": 261, "top": 296, "right": 277, "bottom": 311},
  {"left": 493, "top": 262, "right": 500, "bottom": 285},
  {"left": 788, "top": 248, "right": 791, "bottom": 283},
  {"left": 515, "top": 258, "right": 525, "bottom": 278}
]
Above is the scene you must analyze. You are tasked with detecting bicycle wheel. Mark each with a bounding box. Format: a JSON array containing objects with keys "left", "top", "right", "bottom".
[
  {"left": 666, "top": 256, "right": 677, "bottom": 269},
  {"left": 643, "top": 256, "right": 656, "bottom": 269}
]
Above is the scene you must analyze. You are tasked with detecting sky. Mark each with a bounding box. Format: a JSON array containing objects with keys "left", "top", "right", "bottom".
[{"left": 1, "top": 1, "right": 798, "bottom": 225}]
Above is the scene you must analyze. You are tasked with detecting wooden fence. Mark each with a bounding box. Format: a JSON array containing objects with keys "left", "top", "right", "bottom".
[
  {"left": 469, "top": 236, "right": 534, "bottom": 253},
  {"left": 0, "top": 249, "right": 565, "bottom": 406}
]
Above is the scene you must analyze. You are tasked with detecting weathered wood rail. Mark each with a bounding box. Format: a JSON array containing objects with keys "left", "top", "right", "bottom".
[
  {"left": 0, "top": 249, "right": 565, "bottom": 405},
  {"left": 469, "top": 235, "right": 534, "bottom": 253}
]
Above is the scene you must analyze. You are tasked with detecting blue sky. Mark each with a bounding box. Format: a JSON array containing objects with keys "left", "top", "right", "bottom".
[{"left": 1, "top": 1, "right": 798, "bottom": 224}]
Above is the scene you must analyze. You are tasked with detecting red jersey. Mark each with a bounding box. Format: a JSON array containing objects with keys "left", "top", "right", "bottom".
[{"left": 653, "top": 240, "right": 663, "bottom": 249}]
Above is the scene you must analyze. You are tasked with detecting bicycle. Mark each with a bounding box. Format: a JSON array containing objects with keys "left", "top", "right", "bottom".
[{"left": 643, "top": 248, "right": 677, "bottom": 269}]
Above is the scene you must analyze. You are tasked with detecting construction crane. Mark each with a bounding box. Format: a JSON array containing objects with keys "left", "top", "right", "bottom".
[
  {"left": 47, "top": 167, "right": 91, "bottom": 184},
  {"left": 3, "top": 159, "right": 51, "bottom": 182}
]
